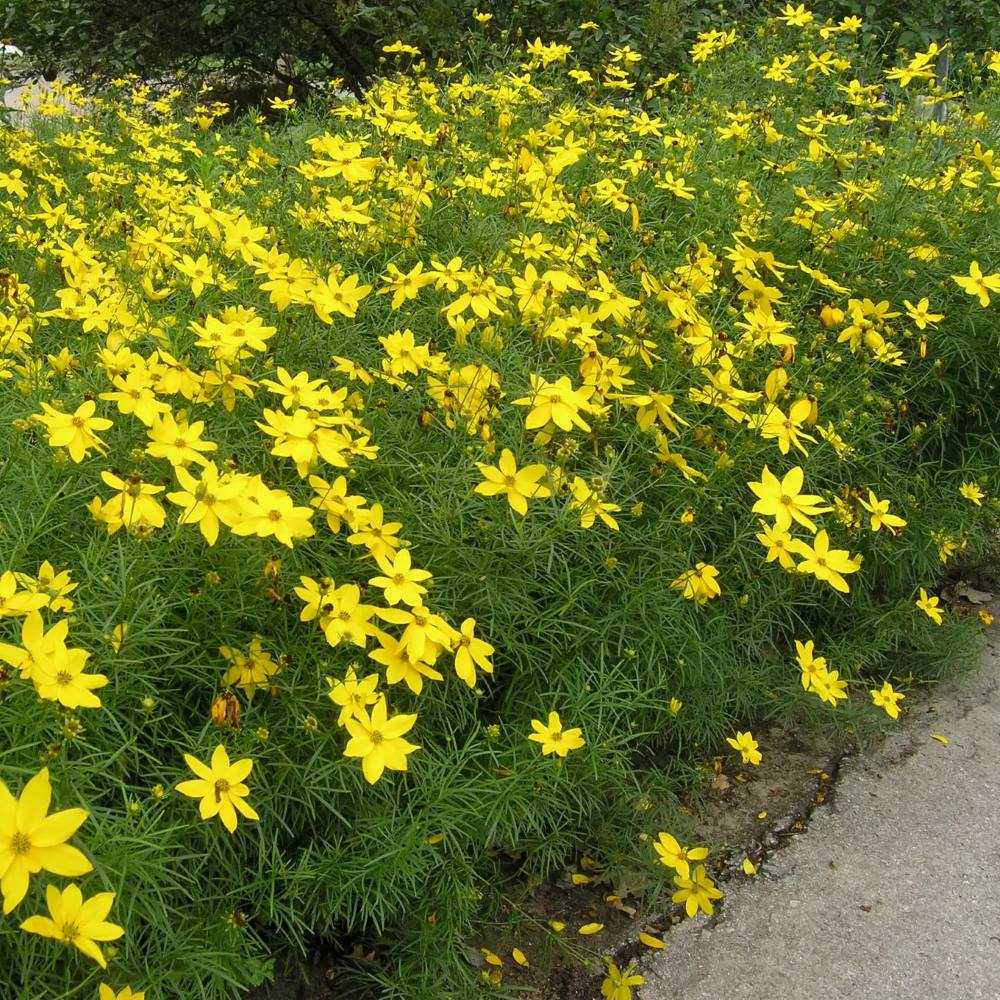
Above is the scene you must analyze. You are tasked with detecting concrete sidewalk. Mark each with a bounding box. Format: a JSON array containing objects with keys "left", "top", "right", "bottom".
[{"left": 640, "top": 631, "right": 1000, "bottom": 1000}]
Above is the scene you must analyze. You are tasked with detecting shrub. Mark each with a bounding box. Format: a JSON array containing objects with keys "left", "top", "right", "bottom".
[
  {"left": 815, "top": 0, "right": 1000, "bottom": 54},
  {"left": 1, "top": 8, "right": 999, "bottom": 998},
  {"left": 2, "top": 0, "right": 769, "bottom": 97}
]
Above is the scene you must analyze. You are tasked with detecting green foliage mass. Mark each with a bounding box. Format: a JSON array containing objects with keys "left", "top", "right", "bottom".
[
  {"left": 5, "top": 0, "right": 1000, "bottom": 99},
  {"left": 0, "top": 9, "right": 999, "bottom": 1000}
]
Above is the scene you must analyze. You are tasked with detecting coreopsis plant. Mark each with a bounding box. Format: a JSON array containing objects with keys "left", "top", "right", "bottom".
[{"left": 1, "top": 4, "right": 999, "bottom": 996}]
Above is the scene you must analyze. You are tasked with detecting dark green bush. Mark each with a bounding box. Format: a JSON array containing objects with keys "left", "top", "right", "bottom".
[
  {"left": 2, "top": 0, "right": 767, "bottom": 96},
  {"left": 815, "top": 0, "right": 1000, "bottom": 53}
]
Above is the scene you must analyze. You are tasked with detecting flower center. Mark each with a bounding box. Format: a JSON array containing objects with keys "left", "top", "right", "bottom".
[{"left": 11, "top": 831, "right": 31, "bottom": 854}]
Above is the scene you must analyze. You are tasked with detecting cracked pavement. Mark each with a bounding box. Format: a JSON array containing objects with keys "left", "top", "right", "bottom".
[{"left": 639, "top": 625, "right": 1000, "bottom": 1000}]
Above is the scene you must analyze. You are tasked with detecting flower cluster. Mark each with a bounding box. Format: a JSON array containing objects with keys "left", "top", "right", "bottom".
[{"left": 1, "top": 3, "right": 999, "bottom": 995}]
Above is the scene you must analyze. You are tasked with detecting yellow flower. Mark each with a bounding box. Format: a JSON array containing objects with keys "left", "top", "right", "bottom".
[
  {"left": 174, "top": 252, "right": 217, "bottom": 296},
  {"left": 587, "top": 270, "right": 640, "bottom": 324},
  {"left": 451, "top": 618, "right": 495, "bottom": 687},
  {"left": 343, "top": 696, "right": 420, "bottom": 784},
  {"left": 145, "top": 411, "right": 217, "bottom": 467},
  {"left": 220, "top": 637, "right": 282, "bottom": 697},
  {"left": 326, "top": 667, "right": 380, "bottom": 726},
  {"left": 378, "top": 261, "right": 434, "bottom": 310},
  {"left": 15, "top": 561, "right": 77, "bottom": 614},
  {"left": 310, "top": 270, "right": 372, "bottom": 322},
  {"left": 20, "top": 883, "right": 124, "bottom": 968},
  {"left": 870, "top": 681, "right": 904, "bottom": 720},
  {"left": 368, "top": 548, "right": 433, "bottom": 607},
  {"left": 653, "top": 831, "right": 708, "bottom": 879},
  {"left": 0, "top": 767, "right": 91, "bottom": 914},
  {"left": 757, "top": 399, "right": 816, "bottom": 455},
  {"left": 788, "top": 530, "right": 863, "bottom": 593},
  {"left": 810, "top": 667, "right": 849, "bottom": 706},
  {"left": 902, "top": 297, "right": 943, "bottom": 329},
  {"left": 167, "top": 462, "right": 247, "bottom": 546},
  {"left": 960, "top": 482, "right": 985, "bottom": 506},
  {"left": 512, "top": 374, "right": 593, "bottom": 433},
  {"left": 382, "top": 40, "right": 421, "bottom": 56},
  {"left": 670, "top": 563, "right": 721, "bottom": 604},
  {"left": 175, "top": 745, "right": 259, "bottom": 833},
  {"left": 653, "top": 434, "right": 706, "bottom": 482},
  {"left": 916, "top": 588, "right": 944, "bottom": 624},
  {"left": 671, "top": 864, "right": 723, "bottom": 918},
  {"left": 794, "top": 639, "right": 827, "bottom": 691},
  {"left": 92, "top": 471, "right": 167, "bottom": 536},
  {"left": 777, "top": 3, "right": 813, "bottom": 27},
  {"left": 601, "top": 960, "right": 644, "bottom": 1000},
  {"left": 756, "top": 520, "right": 796, "bottom": 570},
  {"left": 0, "top": 571, "right": 49, "bottom": 618},
  {"left": 346, "top": 503, "right": 404, "bottom": 560},
  {"left": 528, "top": 712, "right": 585, "bottom": 757},
  {"left": 317, "top": 583, "right": 379, "bottom": 649},
  {"left": 858, "top": 490, "right": 907, "bottom": 533},
  {"left": 748, "top": 466, "right": 831, "bottom": 532},
  {"left": 34, "top": 400, "right": 113, "bottom": 463},
  {"left": 952, "top": 261, "right": 1000, "bottom": 307},
  {"left": 229, "top": 486, "right": 315, "bottom": 548},
  {"left": 110, "top": 623, "right": 128, "bottom": 653},
  {"left": 99, "top": 986, "right": 145, "bottom": 1000},
  {"left": 99, "top": 370, "right": 171, "bottom": 426},
  {"left": 367, "top": 634, "right": 443, "bottom": 695},
  {"left": 0, "top": 610, "right": 107, "bottom": 709},
  {"left": 727, "top": 730, "right": 762, "bottom": 766},
  {"left": 474, "top": 448, "right": 551, "bottom": 516},
  {"left": 569, "top": 476, "right": 621, "bottom": 531}
]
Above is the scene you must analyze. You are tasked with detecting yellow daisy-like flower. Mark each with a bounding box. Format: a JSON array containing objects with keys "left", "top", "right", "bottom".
[
  {"left": 20, "top": 883, "right": 124, "bottom": 968},
  {"left": 870, "top": 681, "right": 904, "bottom": 720},
  {"left": 960, "top": 482, "right": 985, "bottom": 506},
  {"left": 915, "top": 587, "right": 943, "bottom": 624},
  {"left": 652, "top": 831, "right": 708, "bottom": 879},
  {"left": 726, "top": 730, "right": 762, "bottom": 765},
  {"left": 343, "top": 696, "right": 420, "bottom": 784},
  {"left": 0, "top": 767, "right": 91, "bottom": 914},
  {"left": 175, "top": 745, "right": 259, "bottom": 834},
  {"left": 528, "top": 711, "right": 585, "bottom": 757},
  {"left": 474, "top": 448, "right": 551, "bottom": 516}
]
